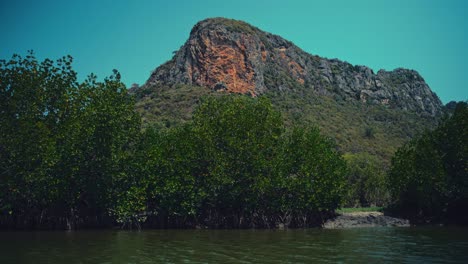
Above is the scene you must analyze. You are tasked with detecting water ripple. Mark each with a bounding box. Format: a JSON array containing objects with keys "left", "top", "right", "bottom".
[{"left": 1, "top": 227, "right": 468, "bottom": 263}]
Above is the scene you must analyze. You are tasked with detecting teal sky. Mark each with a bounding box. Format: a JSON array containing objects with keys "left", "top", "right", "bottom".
[{"left": 1, "top": 0, "right": 467, "bottom": 103}]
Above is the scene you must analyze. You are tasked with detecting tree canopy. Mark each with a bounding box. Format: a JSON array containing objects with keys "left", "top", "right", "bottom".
[
  {"left": 387, "top": 102, "right": 468, "bottom": 224},
  {"left": 0, "top": 52, "right": 141, "bottom": 229},
  {"left": 0, "top": 53, "right": 347, "bottom": 229}
]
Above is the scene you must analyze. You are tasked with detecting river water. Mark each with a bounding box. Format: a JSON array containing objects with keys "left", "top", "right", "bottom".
[{"left": 1, "top": 227, "right": 467, "bottom": 263}]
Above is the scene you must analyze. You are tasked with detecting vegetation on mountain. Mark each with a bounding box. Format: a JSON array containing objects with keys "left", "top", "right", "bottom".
[{"left": 134, "top": 82, "right": 438, "bottom": 167}]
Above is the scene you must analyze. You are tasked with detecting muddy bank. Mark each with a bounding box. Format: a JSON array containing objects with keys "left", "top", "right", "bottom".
[{"left": 323, "top": 212, "right": 410, "bottom": 229}]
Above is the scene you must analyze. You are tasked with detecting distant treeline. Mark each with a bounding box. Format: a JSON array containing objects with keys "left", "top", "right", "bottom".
[{"left": 0, "top": 53, "right": 466, "bottom": 229}]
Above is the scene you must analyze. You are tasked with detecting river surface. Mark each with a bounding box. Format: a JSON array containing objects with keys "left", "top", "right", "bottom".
[{"left": 1, "top": 227, "right": 468, "bottom": 263}]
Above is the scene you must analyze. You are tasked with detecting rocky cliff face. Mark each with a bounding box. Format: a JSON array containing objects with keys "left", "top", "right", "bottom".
[{"left": 144, "top": 18, "right": 443, "bottom": 116}]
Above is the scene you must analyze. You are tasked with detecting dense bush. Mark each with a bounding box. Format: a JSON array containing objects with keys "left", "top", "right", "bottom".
[
  {"left": 135, "top": 96, "right": 347, "bottom": 228},
  {"left": 343, "top": 153, "right": 389, "bottom": 207},
  {"left": 387, "top": 102, "right": 467, "bottom": 224},
  {"left": 272, "top": 127, "right": 347, "bottom": 226},
  {"left": 0, "top": 54, "right": 347, "bottom": 229},
  {"left": 0, "top": 52, "right": 141, "bottom": 229}
]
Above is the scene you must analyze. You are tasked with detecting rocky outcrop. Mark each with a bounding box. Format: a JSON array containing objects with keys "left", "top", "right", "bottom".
[
  {"left": 145, "top": 18, "right": 268, "bottom": 96},
  {"left": 323, "top": 212, "right": 410, "bottom": 229},
  {"left": 144, "top": 17, "right": 443, "bottom": 116}
]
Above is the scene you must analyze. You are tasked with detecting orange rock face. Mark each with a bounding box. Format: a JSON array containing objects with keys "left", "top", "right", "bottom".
[
  {"left": 147, "top": 19, "right": 307, "bottom": 96},
  {"left": 189, "top": 44, "right": 255, "bottom": 94},
  {"left": 186, "top": 31, "right": 260, "bottom": 96},
  {"left": 185, "top": 30, "right": 307, "bottom": 96}
]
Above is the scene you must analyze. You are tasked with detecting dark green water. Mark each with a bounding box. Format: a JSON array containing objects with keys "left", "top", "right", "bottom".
[{"left": 1, "top": 227, "right": 468, "bottom": 263}]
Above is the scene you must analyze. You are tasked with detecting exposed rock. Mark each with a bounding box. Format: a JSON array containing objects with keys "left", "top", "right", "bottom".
[
  {"left": 143, "top": 17, "right": 443, "bottom": 116},
  {"left": 323, "top": 212, "right": 410, "bottom": 229}
]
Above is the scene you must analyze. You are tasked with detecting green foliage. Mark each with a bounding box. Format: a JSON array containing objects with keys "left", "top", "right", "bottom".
[
  {"left": 134, "top": 84, "right": 213, "bottom": 128},
  {"left": 0, "top": 56, "right": 347, "bottom": 230},
  {"left": 267, "top": 88, "right": 436, "bottom": 166},
  {"left": 364, "top": 127, "right": 374, "bottom": 138},
  {"left": 6, "top": 51, "right": 439, "bottom": 229},
  {"left": 216, "top": 18, "right": 258, "bottom": 35},
  {"left": 387, "top": 102, "right": 468, "bottom": 223},
  {"left": 343, "top": 153, "right": 389, "bottom": 207},
  {"left": 137, "top": 95, "right": 346, "bottom": 228},
  {"left": 192, "top": 96, "right": 283, "bottom": 214},
  {"left": 132, "top": 81, "right": 441, "bottom": 225},
  {"left": 135, "top": 81, "right": 439, "bottom": 168},
  {"left": 0, "top": 52, "right": 78, "bottom": 225},
  {"left": 152, "top": 124, "right": 206, "bottom": 219},
  {"left": 273, "top": 127, "right": 347, "bottom": 221},
  {"left": 0, "top": 52, "right": 141, "bottom": 229}
]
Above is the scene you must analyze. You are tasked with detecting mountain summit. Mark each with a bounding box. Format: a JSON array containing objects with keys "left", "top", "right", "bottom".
[
  {"left": 144, "top": 17, "right": 442, "bottom": 116},
  {"left": 135, "top": 18, "right": 445, "bottom": 163}
]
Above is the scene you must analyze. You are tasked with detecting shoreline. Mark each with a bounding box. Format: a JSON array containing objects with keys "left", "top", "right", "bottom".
[{"left": 323, "top": 211, "right": 410, "bottom": 229}]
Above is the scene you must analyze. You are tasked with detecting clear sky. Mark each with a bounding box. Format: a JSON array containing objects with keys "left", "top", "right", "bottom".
[{"left": 1, "top": 0, "right": 467, "bottom": 103}]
